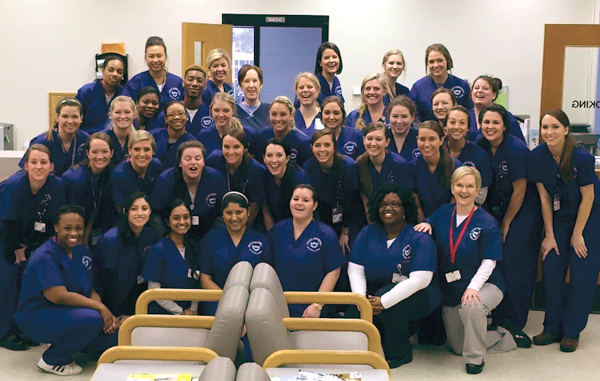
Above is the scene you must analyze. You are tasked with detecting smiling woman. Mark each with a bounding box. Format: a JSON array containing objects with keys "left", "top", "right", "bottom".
[
  {"left": 151, "top": 101, "right": 196, "bottom": 168},
  {"left": 346, "top": 73, "right": 388, "bottom": 130}
]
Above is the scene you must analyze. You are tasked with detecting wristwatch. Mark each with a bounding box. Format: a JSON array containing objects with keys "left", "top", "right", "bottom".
[{"left": 312, "top": 303, "right": 324, "bottom": 311}]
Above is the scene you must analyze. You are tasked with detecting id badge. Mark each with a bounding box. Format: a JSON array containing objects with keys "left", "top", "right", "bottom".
[
  {"left": 332, "top": 206, "right": 343, "bottom": 224},
  {"left": 553, "top": 193, "right": 561, "bottom": 211},
  {"left": 34, "top": 222, "right": 46, "bottom": 232},
  {"left": 192, "top": 216, "right": 200, "bottom": 226},
  {"left": 392, "top": 273, "right": 408, "bottom": 284},
  {"left": 445, "top": 270, "right": 461, "bottom": 283}
]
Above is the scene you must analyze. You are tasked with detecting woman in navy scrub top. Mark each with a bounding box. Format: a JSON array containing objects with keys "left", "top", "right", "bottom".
[
  {"left": 294, "top": 72, "right": 323, "bottom": 137},
  {"left": 431, "top": 88, "right": 457, "bottom": 129},
  {"left": 468, "top": 76, "right": 525, "bottom": 143},
  {"left": 237, "top": 65, "right": 270, "bottom": 132},
  {"left": 411, "top": 121, "right": 459, "bottom": 218},
  {"left": 111, "top": 130, "right": 163, "bottom": 209},
  {"left": 346, "top": 73, "right": 388, "bottom": 130},
  {"left": 321, "top": 96, "right": 365, "bottom": 160},
  {"left": 202, "top": 48, "right": 234, "bottom": 106},
  {"left": 94, "top": 192, "right": 156, "bottom": 322},
  {"left": 201, "top": 192, "right": 268, "bottom": 307},
  {"left": 409, "top": 43, "right": 472, "bottom": 122},
  {"left": 444, "top": 106, "right": 492, "bottom": 205},
  {"left": 142, "top": 200, "right": 201, "bottom": 315},
  {"left": 348, "top": 185, "right": 442, "bottom": 368},
  {"left": 387, "top": 96, "right": 420, "bottom": 162},
  {"left": 251, "top": 96, "right": 311, "bottom": 167},
  {"left": 136, "top": 87, "right": 161, "bottom": 131},
  {"left": 21, "top": 98, "right": 89, "bottom": 177},
  {"left": 357, "top": 122, "right": 413, "bottom": 219},
  {"left": 62, "top": 133, "right": 118, "bottom": 246},
  {"left": 477, "top": 104, "right": 542, "bottom": 346},
  {"left": 151, "top": 140, "right": 227, "bottom": 241},
  {"left": 1, "top": 145, "right": 66, "bottom": 351},
  {"left": 123, "top": 36, "right": 183, "bottom": 107},
  {"left": 381, "top": 49, "right": 410, "bottom": 106},
  {"left": 101, "top": 95, "right": 137, "bottom": 166},
  {"left": 76, "top": 55, "right": 125, "bottom": 133},
  {"left": 15, "top": 205, "right": 118, "bottom": 376},
  {"left": 531, "top": 109, "right": 600, "bottom": 352},
  {"left": 151, "top": 101, "right": 196, "bottom": 169},
  {"left": 268, "top": 184, "right": 346, "bottom": 318},
  {"left": 205, "top": 128, "right": 266, "bottom": 226},
  {"left": 415, "top": 167, "right": 516, "bottom": 374},
  {"left": 262, "top": 138, "right": 309, "bottom": 231}
]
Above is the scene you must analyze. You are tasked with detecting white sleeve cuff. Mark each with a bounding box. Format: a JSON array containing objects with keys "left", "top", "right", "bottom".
[
  {"left": 467, "top": 259, "right": 496, "bottom": 291},
  {"left": 380, "top": 271, "right": 433, "bottom": 309},
  {"left": 348, "top": 262, "right": 367, "bottom": 296},
  {"left": 148, "top": 281, "right": 184, "bottom": 315}
]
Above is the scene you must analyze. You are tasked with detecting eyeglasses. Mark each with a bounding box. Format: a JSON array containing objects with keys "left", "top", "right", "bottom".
[
  {"left": 166, "top": 112, "right": 186, "bottom": 119},
  {"left": 379, "top": 202, "right": 403, "bottom": 209}
]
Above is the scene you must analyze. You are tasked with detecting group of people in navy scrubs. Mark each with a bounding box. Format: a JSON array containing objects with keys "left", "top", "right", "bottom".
[{"left": 1, "top": 34, "right": 599, "bottom": 377}]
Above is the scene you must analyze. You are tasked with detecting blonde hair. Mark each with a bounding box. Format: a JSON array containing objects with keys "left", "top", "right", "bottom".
[
  {"left": 294, "top": 72, "right": 321, "bottom": 94},
  {"left": 128, "top": 130, "right": 156, "bottom": 153},
  {"left": 110, "top": 95, "right": 138, "bottom": 135},
  {"left": 210, "top": 92, "right": 242, "bottom": 130},
  {"left": 270, "top": 96, "right": 295, "bottom": 128},
  {"left": 382, "top": 49, "right": 406, "bottom": 99},
  {"left": 356, "top": 73, "right": 387, "bottom": 130},
  {"left": 451, "top": 166, "right": 482, "bottom": 191},
  {"left": 205, "top": 48, "right": 231, "bottom": 70}
]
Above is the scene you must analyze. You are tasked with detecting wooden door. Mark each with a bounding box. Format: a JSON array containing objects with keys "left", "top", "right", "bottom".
[{"left": 182, "top": 23, "right": 233, "bottom": 83}]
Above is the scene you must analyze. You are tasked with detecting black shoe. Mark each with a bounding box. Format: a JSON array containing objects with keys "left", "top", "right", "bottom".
[
  {"left": 466, "top": 361, "right": 485, "bottom": 375},
  {"left": 15, "top": 330, "right": 40, "bottom": 347},
  {"left": 0, "top": 333, "right": 28, "bottom": 351},
  {"left": 387, "top": 352, "right": 413, "bottom": 369},
  {"left": 511, "top": 329, "right": 532, "bottom": 348}
]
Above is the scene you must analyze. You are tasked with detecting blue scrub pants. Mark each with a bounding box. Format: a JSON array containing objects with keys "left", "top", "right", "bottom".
[
  {"left": 496, "top": 205, "right": 543, "bottom": 330},
  {"left": 542, "top": 207, "right": 600, "bottom": 339},
  {"left": 17, "top": 306, "right": 117, "bottom": 365},
  {"left": 0, "top": 252, "right": 19, "bottom": 339}
]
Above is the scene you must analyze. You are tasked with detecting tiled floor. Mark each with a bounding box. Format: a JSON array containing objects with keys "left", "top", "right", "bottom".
[{"left": 1, "top": 311, "right": 599, "bottom": 380}]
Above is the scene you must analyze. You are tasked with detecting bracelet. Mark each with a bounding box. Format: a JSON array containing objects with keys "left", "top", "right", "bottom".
[{"left": 312, "top": 303, "right": 323, "bottom": 311}]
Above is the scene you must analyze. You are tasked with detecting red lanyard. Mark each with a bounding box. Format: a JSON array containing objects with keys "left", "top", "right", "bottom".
[{"left": 449, "top": 206, "right": 476, "bottom": 264}]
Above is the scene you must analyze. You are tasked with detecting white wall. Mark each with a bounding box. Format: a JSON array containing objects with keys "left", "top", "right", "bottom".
[{"left": 0, "top": 0, "right": 596, "bottom": 148}]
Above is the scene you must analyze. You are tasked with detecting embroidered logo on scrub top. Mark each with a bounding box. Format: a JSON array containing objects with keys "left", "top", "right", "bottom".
[
  {"left": 82, "top": 255, "right": 93, "bottom": 270},
  {"left": 387, "top": 172, "right": 396, "bottom": 183},
  {"left": 201, "top": 116, "right": 213, "bottom": 127},
  {"left": 470, "top": 227, "right": 481, "bottom": 241},
  {"left": 306, "top": 237, "right": 322, "bottom": 252},
  {"left": 343, "top": 142, "right": 357, "bottom": 155},
  {"left": 188, "top": 269, "right": 200, "bottom": 279},
  {"left": 248, "top": 241, "right": 263, "bottom": 255},
  {"left": 290, "top": 149, "right": 298, "bottom": 161},
  {"left": 402, "top": 245, "right": 411, "bottom": 260},
  {"left": 335, "top": 87, "right": 343, "bottom": 97},
  {"left": 412, "top": 149, "right": 422, "bottom": 158},
  {"left": 206, "top": 193, "right": 217, "bottom": 207},
  {"left": 451, "top": 86, "right": 465, "bottom": 99},
  {"left": 228, "top": 89, "right": 234, "bottom": 96},
  {"left": 499, "top": 161, "right": 509, "bottom": 175},
  {"left": 169, "top": 88, "right": 181, "bottom": 100}
]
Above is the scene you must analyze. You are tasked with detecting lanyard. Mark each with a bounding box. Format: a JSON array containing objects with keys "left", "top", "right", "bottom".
[
  {"left": 449, "top": 206, "right": 476, "bottom": 264},
  {"left": 55, "top": 130, "right": 77, "bottom": 168}
]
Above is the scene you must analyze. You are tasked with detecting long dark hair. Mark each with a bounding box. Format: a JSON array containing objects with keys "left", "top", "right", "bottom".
[
  {"left": 314, "top": 42, "right": 343, "bottom": 75},
  {"left": 477, "top": 103, "right": 510, "bottom": 153},
  {"left": 266, "top": 138, "right": 301, "bottom": 219},
  {"left": 418, "top": 121, "right": 454, "bottom": 189},
  {"left": 165, "top": 199, "right": 199, "bottom": 273},
  {"left": 118, "top": 192, "right": 151, "bottom": 246},
  {"left": 540, "top": 108, "right": 576, "bottom": 183},
  {"left": 358, "top": 122, "right": 388, "bottom": 197},
  {"left": 311, "top": 130, "right": 344, "bottom": 192}
]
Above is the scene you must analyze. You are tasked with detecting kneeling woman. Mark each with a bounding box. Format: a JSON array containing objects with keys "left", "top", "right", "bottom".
[
  {"left": 348, "top": 185, "right": 442, "bottom": 368},
  {"left": 200, "top": 192, "right": 269, "bottom": 313},
  {"left": 142, "top": 200, "right": 201, "bottom": 315},
  {"left": 268, "top": 185, "right": 346, "bottom": 318},
  {"left": 15, "top": 205, "right": 118, "bottom": 376},
  {"left": 415, "top": 167, "right": 516, "bottom": 374},
  {"left": 94, "top": 192, "right": 157, "bottom": 321}
]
